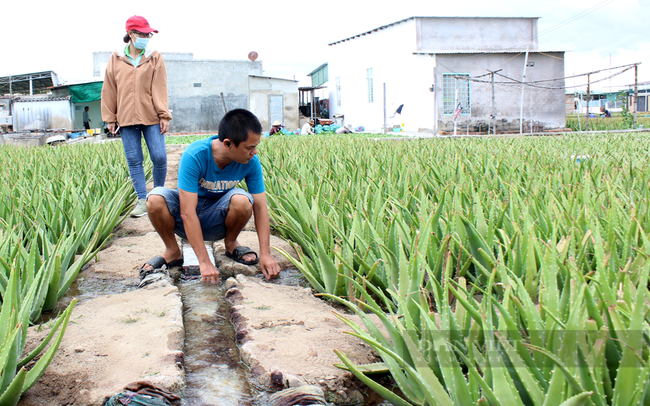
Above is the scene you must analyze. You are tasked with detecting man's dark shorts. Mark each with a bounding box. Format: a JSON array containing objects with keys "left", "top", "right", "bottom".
[{"left": 147, "top": 187, "right": 254, "bottom": 241}]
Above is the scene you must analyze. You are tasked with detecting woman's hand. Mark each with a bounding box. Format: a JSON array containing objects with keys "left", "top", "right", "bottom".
[{"left": 160, "top": 119, "right": 170, "bottom": 134}]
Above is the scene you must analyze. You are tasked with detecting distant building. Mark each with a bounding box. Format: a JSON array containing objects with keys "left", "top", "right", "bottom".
[
  {"left": 626, "top": 81, "right": 650, "bottom": 113},
  {"left": 3, "top": 55, "right": 300, "bottom": 135},
  {"left": 0, "top": 71, "right": 75, "bottom": 132},
  {"left": 90, "top": 52, "right": 298, "bottom": 134},
  {"left": 566, "top": 83, "right": 650, "bottom": 116},
  {"left": 327, "top": 16, "right": 566, "bottom": 133}
]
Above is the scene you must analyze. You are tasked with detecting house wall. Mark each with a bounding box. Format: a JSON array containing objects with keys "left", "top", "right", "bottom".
[
  {"left": 12, "top": 97, "right": 73, "bottom": 131},
  {"left": 249, "top": 76, "right": 299, "bottom": 132},
  {"left": 435, "top": 52, "right": 565, "bottom": 132},
  {"left": 328, "top": 20, "right": 438, "bottom": 132},
  {"left": 328, "top": 17, "right": 564, "bottom": 133},
  {"left": 416, "top": 17, "right": 538, "bottom": 51},
  {"left": 165, "top": 60, "right": 262, "bottom": 133}
]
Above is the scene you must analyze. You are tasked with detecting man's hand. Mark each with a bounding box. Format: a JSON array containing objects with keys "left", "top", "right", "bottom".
[
  {"left": 259, "top": 253, "right": 280, "bottom": 280},
  {"left": 107, "top": 122, "right": 116, "bottom": 134},
  {"left": 160, "top": 119, "right": 170, "bottom": 134},
  {"left": 200, "top": 262, "right": 220, "bottom": 284}
]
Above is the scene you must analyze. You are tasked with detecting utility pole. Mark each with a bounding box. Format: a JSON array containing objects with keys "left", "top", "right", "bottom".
[
  {"left": 529, "top": 91, "right": 533, "bottom": 134},
  {"left": 220, "top": 92, "right": 228, "bottom": 114},
  {"left": 383, "top": 83, "right": 387, "bottom": 135},
  {"left": 520, "top": 47, "right": 529, "bottom": 134},
  {"left": 576, "top": 92, "right": 582, "bottom": 132},
  {"left": 634, "top": 64, "right": 638, "bottom": 128},
  {"left": 586, "top": 74, "right": 590, "bottom": 132},
  {"left": 454, "top": 78, "right": 458, "bottom": 136},
  {"left": 433, "top": 67, "right": 438, "bottom": 135},
  {"left": 487, "top": 69, "right": 502, "bottom": 135},
  {"left": 609, "top": 53, "right": 612, "bottom": 93}
]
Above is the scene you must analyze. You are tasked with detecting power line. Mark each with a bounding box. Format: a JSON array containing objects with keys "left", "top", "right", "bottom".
[
  {"left": 448, "top": 62, "right": 640, "bottom": 90},
  {"left": 494, "top": 66, "right": 635, "bottom": 90}
]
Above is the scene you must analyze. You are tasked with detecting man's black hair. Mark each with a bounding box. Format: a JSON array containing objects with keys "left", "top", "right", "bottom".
[{"left": 218, "top": 109, "right": 262, "bottom": 147}]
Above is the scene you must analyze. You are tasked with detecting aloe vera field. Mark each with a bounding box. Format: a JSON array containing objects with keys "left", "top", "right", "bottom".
[
  {"left": 2, "top": 132, "right": 650, "bottom": 405},
  {"left": 0, "top": 142, "right": 140, "bottom": 404},
  {"left": 259, "top": 133, "right": 650, "bottom": 405}
]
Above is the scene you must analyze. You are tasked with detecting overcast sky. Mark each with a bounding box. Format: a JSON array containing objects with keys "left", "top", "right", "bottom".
[{"left": 3, "top": 0, "right": 646, "bottom": 92}]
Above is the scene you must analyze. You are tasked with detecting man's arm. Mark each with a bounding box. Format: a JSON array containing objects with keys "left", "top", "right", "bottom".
[
  {"left": 179, "top": 189, "right": 220, "bottom": 283},
  {"left": 251, "top": 192, "right": 281, "bottom": 279}
]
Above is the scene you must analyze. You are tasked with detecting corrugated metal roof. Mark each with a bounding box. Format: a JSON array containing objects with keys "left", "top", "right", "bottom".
[
  {"left": 0, "top": 71, "right": 59, "bottom": 95},
  {"left": 14, "top": 95, "right": 71, "bottom": 102},
  {"left": 328, "top": 16, "right": 541, "bottom": 46},
  {"left": 298, "top": 86, "right": 326, "bottom": 91},
  {"left": 248, "top": 75, "right": 299, "bottom": 82},
  {"left": 307, "top": 63, "right": 328, "bottom": 77},
  {"left": 415, "top": 50, "right": 566, "bottom": 55}
]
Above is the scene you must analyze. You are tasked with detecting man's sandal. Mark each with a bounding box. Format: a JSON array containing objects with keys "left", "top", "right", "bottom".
[
  {"left": 138, "top": 255, "right": 184, "bottom": 288},
  {"left": 224, "top": 246, "right": 259, "bottom": 266}
]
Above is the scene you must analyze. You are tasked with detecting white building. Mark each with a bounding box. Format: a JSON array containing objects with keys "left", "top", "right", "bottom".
[{"left": 327, "top": 17, "right": 566, "bottom": 134}]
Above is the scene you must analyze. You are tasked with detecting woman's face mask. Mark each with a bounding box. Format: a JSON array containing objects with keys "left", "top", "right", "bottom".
[{"left": 133, "top": 37, "right": 149, "bottom": 50}]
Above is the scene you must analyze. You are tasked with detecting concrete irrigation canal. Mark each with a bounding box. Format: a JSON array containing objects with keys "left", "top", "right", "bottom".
[{"left": 16, "top": 147, "right": 386, "bottom": 406}]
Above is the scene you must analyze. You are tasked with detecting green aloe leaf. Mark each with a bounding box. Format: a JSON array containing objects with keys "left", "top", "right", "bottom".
[
  {"left": 23, "top": 299, "right": 77, "bottom": 392},
  {"left": 334, "top": 350, "right": 413, "bottom": 406},
  {"left": 0, "top": 367, "right": 26, "bottom": 406}
]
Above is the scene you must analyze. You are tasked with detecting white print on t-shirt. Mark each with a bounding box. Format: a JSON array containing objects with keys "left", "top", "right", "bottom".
[{"left": 199, "top": 178, "right": 239, "bottom": 193}]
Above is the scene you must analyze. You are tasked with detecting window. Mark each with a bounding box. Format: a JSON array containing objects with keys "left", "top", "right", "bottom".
[
  {"left": 442, "top": 73, "right": 471, "bottom": 115},
  {"left": 367, "top": 68, "right": 374, "bottom": 103},
  {"left": 336, "top": 77, "right": 341, "bottom": 107}
]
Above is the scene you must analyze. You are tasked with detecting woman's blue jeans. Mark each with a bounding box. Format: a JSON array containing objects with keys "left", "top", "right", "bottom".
[{"left": 120, "top": 124, "right": 167, "bottom": 199}]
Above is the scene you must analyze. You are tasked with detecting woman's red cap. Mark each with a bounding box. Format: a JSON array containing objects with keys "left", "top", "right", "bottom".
[{"left": 125, "top": 16, "right": 158, "bottom": 34}]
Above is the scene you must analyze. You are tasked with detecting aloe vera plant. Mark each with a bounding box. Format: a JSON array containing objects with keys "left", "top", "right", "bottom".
[
  {"left": 0, "top": 141, "right": 146, "bottom": 402},
  {"left": 0, "top": 142, "right": 142, "bottom": 317},
  {"left": 259, "top": 133, "right": 650, "bottom": 405},
  {"left": 0, "top": 259, "right": 78, "bottom": 406}
]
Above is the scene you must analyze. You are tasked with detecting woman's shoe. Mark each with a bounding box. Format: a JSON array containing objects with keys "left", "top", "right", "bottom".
[{"left": 130, "top": 198, "right": 147, "bottom": 217}]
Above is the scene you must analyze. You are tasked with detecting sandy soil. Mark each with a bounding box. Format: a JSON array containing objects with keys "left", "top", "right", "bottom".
[{"left": 17, "top": 146, "right": 386, "bottom": 406}]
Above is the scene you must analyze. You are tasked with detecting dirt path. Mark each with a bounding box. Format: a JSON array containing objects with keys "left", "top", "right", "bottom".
[{"left": 18, "top": 145, "right": 383, "bottom": 406}]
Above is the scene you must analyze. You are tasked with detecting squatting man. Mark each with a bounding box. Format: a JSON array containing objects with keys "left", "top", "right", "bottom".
[{"left": 139, "top": 109, "right": 281, "bottom": 285}]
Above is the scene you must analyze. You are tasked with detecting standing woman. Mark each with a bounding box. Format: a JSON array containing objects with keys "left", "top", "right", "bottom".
[{"left": 102, "top": 15, "right": 172, "bottom": 217}]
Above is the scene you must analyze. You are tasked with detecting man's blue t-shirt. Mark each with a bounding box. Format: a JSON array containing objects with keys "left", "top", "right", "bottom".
[{"left": 177, "top": 136, "right": 265, "bottom": 199}]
